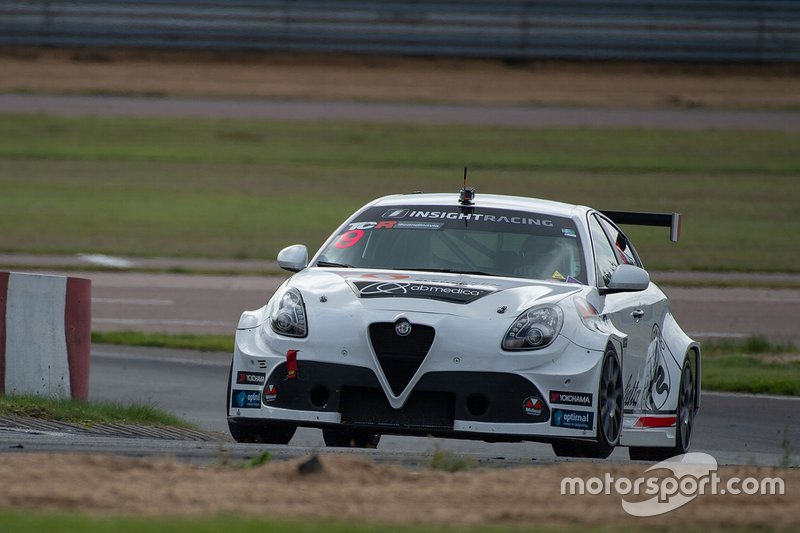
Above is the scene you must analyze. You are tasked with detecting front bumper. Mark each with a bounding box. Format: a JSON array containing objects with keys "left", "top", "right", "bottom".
[{"left": 229, "top": 353, "right": 606, "bottom": 443}]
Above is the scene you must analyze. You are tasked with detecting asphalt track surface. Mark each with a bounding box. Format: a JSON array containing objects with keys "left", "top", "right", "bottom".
[
  {"left": 1, "top": 344, "right": 797, "bottom": 467},
  {"left": 3, "top": 93, "right": 800, "bottom": 130}
]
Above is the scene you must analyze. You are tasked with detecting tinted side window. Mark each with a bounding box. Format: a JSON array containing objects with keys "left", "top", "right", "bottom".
[
  {"left": 597, "top": 216, "right": 640, "bottom": 267},
  {"left": 589, "top": 215, "right": 618, "bottom": 287}
]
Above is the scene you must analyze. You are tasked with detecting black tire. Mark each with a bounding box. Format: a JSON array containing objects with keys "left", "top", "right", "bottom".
[
  {"left": 228, "top": 418, "right": 297, "bottom": 444},
  {"left": 552, "top": 347, "right": 623, "bottom": 459},
  {"left": 629, "top": 357, "right": 695, "bottom": 462},
  {"left": 322, "top": 428, "right": 381, "bottom": 448},
  {"left": 226, "top": 360, "right": 297, "bottom": 444}
]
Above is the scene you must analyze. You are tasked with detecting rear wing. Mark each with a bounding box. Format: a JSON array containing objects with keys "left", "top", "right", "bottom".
[{"left": 601, "top": 211, "right": 682, "bottom": 242}]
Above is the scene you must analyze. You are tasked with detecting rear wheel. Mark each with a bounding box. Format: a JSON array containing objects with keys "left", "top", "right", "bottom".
[
  {"left": 552, "top": 347, "right": 622, "bottom": 459},
  {"left": 226, "top": 360, "right": 297, "bottom": 444},
  {"left": 629, "top": 357, "right": 695, "bottom": 461},
  {"left": 322, "top": 428, "right": 381, "bottom": 448}
]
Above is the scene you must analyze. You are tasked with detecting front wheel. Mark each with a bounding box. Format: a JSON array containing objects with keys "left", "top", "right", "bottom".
[
  {"left": 629, "top": 357, "right": 695, "bottom": 461},
  {"left": 226, "top": 359, "right": 297, "bottom": 444},
  {"left": 228, "top": 419, "right": 297, "bottom": 444},
  {"left": 552, "top": 347, "right": 623, "bottom": 459}
]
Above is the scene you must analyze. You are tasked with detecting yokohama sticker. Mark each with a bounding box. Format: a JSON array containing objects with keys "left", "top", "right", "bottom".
[
  {"left": 236, "top": 371, "right": 266, "bottom": 386},
  {"left": 549, "top": 390, "right": 593, "bottom": 407}
]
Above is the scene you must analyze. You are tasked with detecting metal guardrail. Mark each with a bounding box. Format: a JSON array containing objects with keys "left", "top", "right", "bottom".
[{"left": 1, "top": 1, "right": 798, "bottom": 62}]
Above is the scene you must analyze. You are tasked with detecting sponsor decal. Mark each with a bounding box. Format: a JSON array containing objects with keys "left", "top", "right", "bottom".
[
  {"left": 405, "top": 210, "right": 554, "bottom": 227},
  {"left": 395, "top": 221, "right": 444, "bottom": 230},
  {"left": 624, "top": 326, "right": 676, "bottom": 413},
  {"left": 382, "top": 208, "right": 410, "bottom": 219},
  {"left": 644, "top": 324, "right": 672, "bottom": 411},
  {"left": 352, "top": 280, "right": 495, "bottom": 304},
  {"left": 263, "top": 384, "right": 278, "bottom": 403},
  {"left": 551, "top": 408, "right": 594, "bottom": 430},
  {"left": 624, "top": 375, "right": 643, "bottom": 407},
  {"left": 341, "top": 206, "right": 577, "bottom": 237},
  {"left": 550, "top": 390, "right": 593, "bottom": 407},
  {"left": 523, "top": 396, "right": 544, "bottom": 416},
  {"left": 232, "top": 389, "right": 261, "bottom": 409},
  {"left": 347, "top": 221, "right": 398, "bottom": 230},
  {"left": 346, "top": 220, "right": 444, "bottom": 231},
  {"left": 236, "top": 371, "right": 266, "bottom": 386}
]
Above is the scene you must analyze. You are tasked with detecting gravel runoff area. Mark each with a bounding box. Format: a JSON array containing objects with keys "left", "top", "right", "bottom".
[{"left": 0, "top": 453, "right": 796, "bottom": 530}]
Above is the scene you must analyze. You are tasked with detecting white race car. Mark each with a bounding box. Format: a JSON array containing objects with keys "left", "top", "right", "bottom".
[{"left": 228, "top": 189, "right": 700, "bottom": 460}]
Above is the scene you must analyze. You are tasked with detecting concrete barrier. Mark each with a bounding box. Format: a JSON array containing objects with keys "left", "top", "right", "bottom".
[{"left": 0, "top": 272, "right": 91, "bottom": 400}]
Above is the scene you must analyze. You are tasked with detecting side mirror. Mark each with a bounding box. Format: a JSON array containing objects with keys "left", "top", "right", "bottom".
[
  {"left": 277, "top": 244, "right": 308, "bottom": 273},
  {"left": 604, "top": 264, "right": 650, "bottom": 293}
]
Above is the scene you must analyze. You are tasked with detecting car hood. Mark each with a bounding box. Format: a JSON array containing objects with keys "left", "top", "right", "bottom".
[{"left": 288, "top": 268, "right": 584, "bottom": 316}]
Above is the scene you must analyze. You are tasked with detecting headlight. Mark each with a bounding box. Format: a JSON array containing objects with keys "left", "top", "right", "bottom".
[
  {"left": 502, "top": 305, "right": 563, "bottom": 351},
  {"left": 269, "top": 287, "right": 308, "bottom": 337}
]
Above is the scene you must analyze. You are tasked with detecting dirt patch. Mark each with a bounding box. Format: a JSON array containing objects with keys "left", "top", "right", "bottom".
[
  {"left": 3, "top": 47, "right": 800, "bottom": 109},
  {"left": 0, "top": 453, "right": 796, "bottom": 530},
  {"left": 760, "top": 353, "right": 800, "bottom": 364}
]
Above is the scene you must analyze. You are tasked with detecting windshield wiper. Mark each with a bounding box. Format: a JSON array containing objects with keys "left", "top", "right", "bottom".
[
  {"left": 316, "top": 261, "right": 353, "bottom": 268},
  {"left": 393, "top": 267, "right": 498, "bottom": 277},
  {"left": 445, "top": 269, "right": 498, "bottom": 277}
]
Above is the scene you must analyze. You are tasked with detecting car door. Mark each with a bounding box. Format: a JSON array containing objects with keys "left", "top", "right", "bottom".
[
  {"left": 595, "top": 214, "right": 673, "bottom": 413},
  {"left": 588, "top": 214, "right": 651, "bottom": 411}
]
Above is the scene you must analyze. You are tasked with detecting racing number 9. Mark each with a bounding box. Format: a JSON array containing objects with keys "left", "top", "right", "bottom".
[{"left": 335, "top": 230, "right": 364, "bottom": 249}]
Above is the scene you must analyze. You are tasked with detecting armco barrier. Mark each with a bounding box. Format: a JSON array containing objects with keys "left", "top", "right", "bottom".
[
  {"left": 0, "top": 1, "right": 799, "bottom": 62},
  {"left": 0, "top": 272, "right": 91, "bottom": 400}
]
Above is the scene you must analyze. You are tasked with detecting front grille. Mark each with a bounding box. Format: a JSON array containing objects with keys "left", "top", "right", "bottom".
[
  {"left": 340, "top": 386, "right": 454, "bottom": 430},
  {"left": 368, "top": 322, "right": 435, "bottom": 396}
]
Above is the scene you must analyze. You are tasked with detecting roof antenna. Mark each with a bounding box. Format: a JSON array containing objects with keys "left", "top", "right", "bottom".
[{"left": 459, "top": 165, "right": 475, "bottom": 205}]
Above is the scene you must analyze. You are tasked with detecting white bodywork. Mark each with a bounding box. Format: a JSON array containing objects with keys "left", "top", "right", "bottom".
[{"left": 229, "top": 193, "right": 700, "bottom": 448}]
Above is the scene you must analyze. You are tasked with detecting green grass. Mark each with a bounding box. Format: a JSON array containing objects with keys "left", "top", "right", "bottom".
[
  {"left": 93, "top": 331, "right": 234, "bottom": 353},
  {"left": 0, "top": 395, "right": 194, "bottom": 428},
  {"left": 701, "top": 336, "right": 800, "bottom": 396},
  {"left": 703, "top": 335, "right": 796, "bottom": 355},
  {"left": 0, "top": 509, "right": 787, "bottom": 533},
  {"left": 428, "top": 448, "right": 479, "bottom": 472},
  {"left": 0, "top": 510, "right": 687, "bottom": 533},
  {"left": 1, "top": 114, "right": 798, "bottom": 271}
]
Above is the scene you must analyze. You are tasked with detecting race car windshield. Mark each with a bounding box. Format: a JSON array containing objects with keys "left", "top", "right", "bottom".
[{"left": 316, "top": 206, "right": 587, "bottom": 284}]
